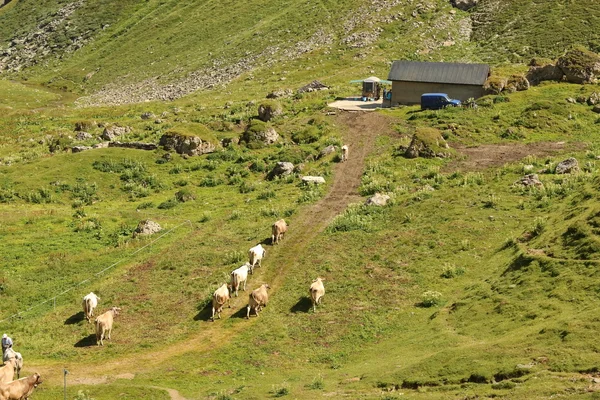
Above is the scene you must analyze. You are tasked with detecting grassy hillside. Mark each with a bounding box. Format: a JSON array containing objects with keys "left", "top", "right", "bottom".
[{"left": 1, "top": 0, "right": 600, "bottom": 399}]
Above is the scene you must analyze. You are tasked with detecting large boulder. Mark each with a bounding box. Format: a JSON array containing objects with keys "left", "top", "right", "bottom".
[
  {"left": 555, "top": 158, "right": 579, "bottom": 174},
  {"left": 526, "top": 64, "right": 564, "bottom": 85},
  {"left": 257, "top": 101, "right": 283, "bottom": 122},
  {"left": 159, "top": 131, "right": 216, "bottom": 156},
  {"left": 556, "top": 48, "right": 600, "bottom": 84},
  {"left": 404, "top": 127, "right": 451, "bottom": 159},
  {"left": 241, "top": 120, "right": 280, "bottom": 148},
  {"left": 101, "top": 125, "right": 132, "bottom": 141},
  {"left": 268, "top": 162, "right": 294, "bottom": 180},
  {"left": 365, "top": 193, "right": 390, "bottom": 206},
  {"left": 133, "top": 220, "right": 162, "bottom": 237}
]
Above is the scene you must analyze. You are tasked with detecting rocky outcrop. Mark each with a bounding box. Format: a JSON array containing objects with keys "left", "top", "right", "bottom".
[
  {"left": 268, "top": 162, "right": 294, "bottom": 180},
  {"left": 298, "top": 80, "right": 329, "bottom": 93},
  {"left": 587, "top": 92, "right": 600, "bottom": 106},
  {"left": 241, "top": 120, "right": 279, "bottom": 147},
  {"left": 556, "top": 48, "right": 600, "bottom": 84},
  {"left": 101, "top": 125, "right": 132, "bottom": 141},
  {"left": 526, "top": 64, "right": 564, "bottom": 85},
  {"left": 450, "top": 0, "right": 479, "bottom": 11},
  {"left": 365, "top": 193, "right": 390, "bottom": 206},
  {"left": 403, "top": 128, "right": 451, "bottom": 159},
  {"left": 108, "top": 141, "right": 158, "bottom": 151},
  {"left": 159, "top": 132, "right": 216, "bottom": 156},
  {"left": 133, "top": 220, "right": 162, "bottom": 237},
  {"left": 257, "top": 101, "right": 283, "bottom": 122},
  {"left": 505, "top": 74, "right": 530, "bottom": 92},
  {"left": 0, "top": 0, "right": 90, "bottom": 73},
  {"left": 72, "top": 146, "right": 92, "bottom": 153},
  {"left": 555, "top": 158, "right": 579, "bottom": 174}
]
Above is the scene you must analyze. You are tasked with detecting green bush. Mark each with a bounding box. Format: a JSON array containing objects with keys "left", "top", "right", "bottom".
[
  {"left": 419, "top": 291, "right": 443, "bottom": 307},
  {"left": 158, "top": 198, "right": 178, "bottom": 209}
]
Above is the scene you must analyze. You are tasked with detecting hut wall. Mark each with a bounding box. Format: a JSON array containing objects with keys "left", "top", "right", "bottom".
[{"left": 390, "top": 81, "right": 485, "bottom": 105}]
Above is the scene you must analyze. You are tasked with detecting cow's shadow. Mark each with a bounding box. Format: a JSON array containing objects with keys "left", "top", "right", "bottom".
[
  {"left": 230, "top": 306, "right": 249, "bottom": 319},
  {"left": 74, "top": 334, "right": 97, "bottom": 348},
  {"left": 290, "top": 297, "right": 312, "bottom": 313},
  {"left": 64, "top": 311, "right": 85, "bottom": 325},
  {"left": 193, "top": 301, "right": 213, "bottom": 322}
]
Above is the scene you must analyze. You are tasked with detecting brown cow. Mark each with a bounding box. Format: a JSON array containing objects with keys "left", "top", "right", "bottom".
[
  {"left": 95, "top": 307, "right": 121, "bottom": 346},
  {"left": 0, "top": 358, "right": 16, "bottom": 384},
  {"left": 309, "top": 277, "right": 326, "bottom": 312},
  {"left": 246, "top": 284, "right": 271, "bottom": 318},
  {"left": 211, "top": 283, "right": 231, "bottom": 321},
  {"left": 271, "top": 219, "right": 287, "bottom": 245},
  {"left": 0, "top": 373, "right": 42, "bottom": 400}
]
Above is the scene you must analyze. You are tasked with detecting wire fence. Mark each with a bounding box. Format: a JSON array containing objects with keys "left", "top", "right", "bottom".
[{"left": 0, "top": 219, "right": 193, "bottom": 324}]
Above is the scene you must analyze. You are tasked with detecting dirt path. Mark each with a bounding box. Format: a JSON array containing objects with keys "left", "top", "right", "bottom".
[{"left": 28, "top": 111, "right": 395, "bottom": 399}]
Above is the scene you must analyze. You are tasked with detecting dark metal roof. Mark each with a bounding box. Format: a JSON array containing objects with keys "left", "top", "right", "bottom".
[{"left": 387, "top": 61, "right": 490, "bottom": 85}]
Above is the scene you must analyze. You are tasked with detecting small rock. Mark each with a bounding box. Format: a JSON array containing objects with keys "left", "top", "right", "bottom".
[
  {"left": 566, "top": 97, "right": 576, "bottom": 104},
  {"left": 75, "top": 131, "right": 93, "bottom": 140},
  {"left": 301, "top": 176, "right": 325, "bottom": 184},
  {"left": 515, "top": 174, "right": 543, "bottom": 187},
  {"left": 141, "top": 112, "right": 156, "bottom": 120},
  {"left": 268, "top": 162, "right": 294, "bottom": 180},
  {"left": 133, "top": 220, "right": 162, "bottom": 237},
  {"left": 71, "top": 146, "right": 91, "bottom": 153},
  {"left": 365, "top": 193, "right": 390, "bottom": 206},
  {"left": 555, "top": 158, "right": 579, "bottom": 174},
  {"left": 592, "top": 105, "right": 600, "bottom": 114},
  {"left": 319, "top": 145, "right": 337, "bottom": 158}
]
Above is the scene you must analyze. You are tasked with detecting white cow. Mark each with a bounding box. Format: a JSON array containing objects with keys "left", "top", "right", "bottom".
[
  {"left": 2, "top": 349, "right": 22, "bottom": 379},
  {"left": 309, "top": 277, "right": 326, "bottom": 312},
  {"left": 95, "top": 307, "right": 121, "bottom": 346},
  {"left": 82, "top": 292, "right": 100, "bottom": 323},
  {"left": 248, "top": 244, "right": 266, "bottom": 274},
  {"left": 341, "top": 145, "right": 349, "bottom": 162},
  {"left": 230, "top": 263, "right": 250, "bottom": 297}
]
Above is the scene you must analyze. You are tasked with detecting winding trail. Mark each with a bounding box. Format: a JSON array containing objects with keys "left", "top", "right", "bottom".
[{"left": 28, "top": 111, "right": 395, "bottom": 399}]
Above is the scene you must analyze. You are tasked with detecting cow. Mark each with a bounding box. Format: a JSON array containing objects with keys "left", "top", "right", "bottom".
[
  {"left": 211, "top": 283, "right": 231, "bottom": 321},
  {"left": 2, "top": 350, "right": 22, "bottom": 379},
  {"left": 248, "top": 244, "right": 266, "bottom": 273},
  {"left": 230, "top": 263, "right": 250, "bottom": 297},
  {"left": 0, "top": 358, "right": 16, "bottom": 384},
  {"left": 271, "top": 219, "right": 287, "bottom": 245},
  {"left": 82, "top": 292, "right": 100, "bottom": 323},
  {"left": 95, "top": 307, "right": 121, "bottom": 346},
  {"left": 246, "top": 284, "right": 271, "bottom": 318},
  {"left": 0, "top": 373, "right": 42, "bottom": 400},
  {"left": 309, "top": 277, "right": 326, "bottom": 312},
  {"left": 341, "top": 145, "right": 349, "bottom": 162}
]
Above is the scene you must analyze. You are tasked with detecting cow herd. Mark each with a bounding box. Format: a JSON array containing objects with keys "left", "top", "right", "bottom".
[
  {"left": 0, "top": 215, "right": 327, "bottom": 398},
  {"left": 211, "top": 218, "right": 326, "bottom": 321}
]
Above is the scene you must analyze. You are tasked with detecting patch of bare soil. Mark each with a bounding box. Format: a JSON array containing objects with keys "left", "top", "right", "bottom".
[
  {"left": 446, "top": 141, "right": 587, "bottom": 172},
  {"left": 28, "top": 111, "right": 397, "bottom": 396}
]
